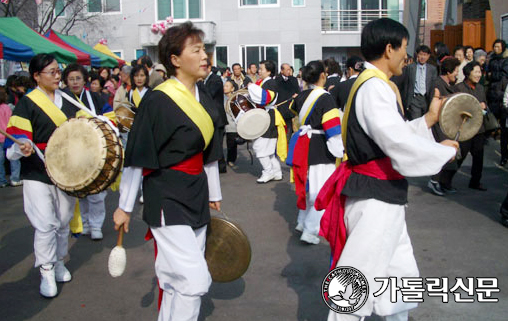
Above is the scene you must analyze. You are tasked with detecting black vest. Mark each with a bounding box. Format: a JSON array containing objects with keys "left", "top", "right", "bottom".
[{"left": 341, "top": 82, "right": 408, "bottom": 205}]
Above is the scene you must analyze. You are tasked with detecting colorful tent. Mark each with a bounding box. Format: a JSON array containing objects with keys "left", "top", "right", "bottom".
[
  {"left": 45, "top": 30, "right": 118, "bottom": 68},
  {"left": 0, "top": 17, "right": 77, "bottom": 63},
  {"left": 93, "top": 43, "right": 126, "bottom": 66}
]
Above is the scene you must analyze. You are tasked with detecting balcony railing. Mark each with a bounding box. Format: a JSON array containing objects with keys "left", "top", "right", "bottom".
[{"left": 321, "top": 9, "right": 403, "bottom": 32}]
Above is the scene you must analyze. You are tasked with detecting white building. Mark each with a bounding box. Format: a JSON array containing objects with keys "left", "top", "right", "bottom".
[{"left": 57, "top": 0, "right": 404, "bottom": 71}]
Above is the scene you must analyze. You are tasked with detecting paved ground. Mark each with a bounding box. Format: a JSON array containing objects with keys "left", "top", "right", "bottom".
[{"left": 1, "top": 138, "right": 508, "bottom": 321}]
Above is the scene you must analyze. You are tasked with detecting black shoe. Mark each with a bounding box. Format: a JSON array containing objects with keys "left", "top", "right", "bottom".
[
  {"left": 441, "top": 185, "right": 457, "bottom": 194},
  {"left": 468, "top": 183, "right": 487, "bottom": 191},
  {"left": 427, "top": 180, "right": 444, "bottom": 196},
  {"left": 500, "top": 158, "right": 507, "bottom": 166},
  {"left": 501, "top": 217, "right": 508, "bottom": 228}
]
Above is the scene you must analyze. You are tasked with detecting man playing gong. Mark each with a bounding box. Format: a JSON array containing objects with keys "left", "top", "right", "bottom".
[{"left": 317, "top": 18, "right": 458, "bottom": 321}]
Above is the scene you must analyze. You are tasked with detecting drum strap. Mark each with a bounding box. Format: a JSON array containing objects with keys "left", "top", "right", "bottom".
[
  {"left": 299, "top": 88, "right": 327, "bottom": 125},
  {"left": 26, "top": 88, "right": 67, "bottom": 127}
]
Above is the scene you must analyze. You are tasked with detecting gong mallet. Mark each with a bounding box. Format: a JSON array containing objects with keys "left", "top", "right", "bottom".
[
  {"left": 108, "top": 225, "right": 126, "bottom": 277},
  {"left": 453, "top": 111, "right": 472, "bottom": 160}
]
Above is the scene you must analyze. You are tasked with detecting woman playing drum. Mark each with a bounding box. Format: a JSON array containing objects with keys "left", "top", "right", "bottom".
[
  {"left": 113, "top": 22, "right": 222, "bottom": 321},
  {"left": 286, "top": 61, "right": 343, "bottom": 244},
  {"left": 62, "top": 63, "right": 116, "bottom": 240},
  {"left": 4, "top": 54, "right": 81, "bottom": 298}
]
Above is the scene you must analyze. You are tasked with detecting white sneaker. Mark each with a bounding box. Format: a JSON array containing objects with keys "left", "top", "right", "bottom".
[
  {"left": 139, "top": 194, "right": 144, "bottom": 204},
  {"left": 91, "top": 228, "right": 103, "bottom": 240},
  {"left": 295, "top": 223, "right": 304, "bottom": 232},
  {"left": 273, "top": 172, "right": 283, "bottom": 181},
  {"left": 55, "top": 260, "right": 72, "bottom": 283},
  {"left": 257, "top": 172, "right": 275, "bottom": 183},
  {"left": 81, "top": 223, "right": 90, "bottom": 235},
  {"left": 300, "top": 231, "right": 320, "bottom": 245},
  {"left": 40, "top": 264, "right": 57, "bottom": 298}
]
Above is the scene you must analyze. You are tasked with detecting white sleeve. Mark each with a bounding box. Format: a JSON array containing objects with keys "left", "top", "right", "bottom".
[
  {"left": 407, "top": 117, "right": 435, "bottom": 141},
  {"left": 118, "top": 166, "right": 143, "bottom": 213},
  {"left": 504, "top": 86, "right": 508, "bottom": 109},
  {"left": 355, "top": 78, "right": 456, "bottom": 177},
  {"left": 204, "top": 161, "right": 222, "bottom": 202},
  {"left": 6, "top": 138, "right": 32, "bottom": 161},
  {"left": 326, "top": 134, "right": 344, "bottom": 158}
]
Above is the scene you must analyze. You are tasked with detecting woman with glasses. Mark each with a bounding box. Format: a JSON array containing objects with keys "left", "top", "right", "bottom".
[
  {"left": 4, "top": 54, "right": 82, "bottom": 298},
  {"left": 62, "top": 63, "right": 116, "bottom": 240}
]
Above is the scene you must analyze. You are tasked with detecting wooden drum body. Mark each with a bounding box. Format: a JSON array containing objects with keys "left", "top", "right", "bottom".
[{"left": 45, "top": 118, "right": 123, "bottom": 198}]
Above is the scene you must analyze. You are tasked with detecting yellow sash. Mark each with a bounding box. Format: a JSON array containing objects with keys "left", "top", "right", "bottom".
[
  {"left": 155, "top": 79, "right": 214, "bottom": 149},
  {"left": 26, "top": 89, "right": 67, "bottom": 127},
  {"left": 132, "top": 88, "right": 142, "bottom": 107},
  {"left": 274, "top": 109, "right": 287, "bottom": 162}
]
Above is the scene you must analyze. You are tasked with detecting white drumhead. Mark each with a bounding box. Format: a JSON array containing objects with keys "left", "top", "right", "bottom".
[
  {"left": 236, "top": 109, "right": 270, "bottom": 140},
  {"left": 45, "top": 118, "right": 106, "bottom": 189}
]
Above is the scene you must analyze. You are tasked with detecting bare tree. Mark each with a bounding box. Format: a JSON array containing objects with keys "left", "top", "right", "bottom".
[{"left": 1, "top": 0, "right": 99, "bottom": 35}]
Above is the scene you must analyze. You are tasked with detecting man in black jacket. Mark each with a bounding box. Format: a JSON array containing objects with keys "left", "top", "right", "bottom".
[
  {"left": 203, "top": 60, "right": 227, "bottom": 172},
  {"left": 275, "top": 63, "right": 300, "bottom": 138},
  {"left": 330, "top": 55, "right": 363, "bottom": 110}
]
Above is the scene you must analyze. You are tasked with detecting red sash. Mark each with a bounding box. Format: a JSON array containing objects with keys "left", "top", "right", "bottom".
[{"left": 315, "top": 157, "right": 404, "bottom": 270}]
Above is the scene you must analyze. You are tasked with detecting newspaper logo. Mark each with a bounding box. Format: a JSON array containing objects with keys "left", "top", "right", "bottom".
[{"left": 322, "top": 266, "right": 369, "bottom": 313}]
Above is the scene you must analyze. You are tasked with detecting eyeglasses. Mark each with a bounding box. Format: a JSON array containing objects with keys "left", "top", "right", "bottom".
[
  {"left": 67, "top": 76, "right": 83, "bottom": 83},
  {"left": 39, "top": 69, "right": 62, "bottom": 77}
]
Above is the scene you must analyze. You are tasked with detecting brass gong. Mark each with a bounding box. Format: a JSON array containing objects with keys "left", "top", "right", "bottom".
[
  {"left": 205, "top": 217, "right": 251, "bottom": 283},
  {"left": 439, "top": 93, "right": 483, "bottom": 142}
]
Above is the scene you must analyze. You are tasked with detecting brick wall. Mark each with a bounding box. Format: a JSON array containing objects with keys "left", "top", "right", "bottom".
[{"left": 422, "top": 0, "right": 446, "bottom": 46}]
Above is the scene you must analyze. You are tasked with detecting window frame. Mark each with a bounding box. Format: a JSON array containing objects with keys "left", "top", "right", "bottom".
[
  {"left": 54, "top": 0, "right": 66, "bottom": 18},
  {"left": 87, "top": 0, "right": 122, "bottom": 15},
  {"left": 155, "top": 0, "right": 205, "bottom": 22},
  {"left": 238, "top": 0, "right": 280, "bottom": 9},
  {"left": 112, "top": 50, "right": 124, "bottom": 59},
  {"left": 292, "top": 43, "right": 306, "bottom": 74},
  {"left": 292, "top": 0, "right": 305, "bottom": 7},
  {"left": 134, "top": 48, "right": 148, "bottom": 60},
  {"left": 214, "top": 45, "right": 229, "bottom": 69},
  {"left": 239, "top": 44, "right": 281, "bottom": 72}
]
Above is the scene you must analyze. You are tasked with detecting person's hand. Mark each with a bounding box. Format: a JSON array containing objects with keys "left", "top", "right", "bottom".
[
  {"left": 209, "top": 201, "right": 221, "bottom": 212},
  {"left": 480, "top": 102, "right": 487, "bottom": 110},
  {"left": 440, "top": 139, "right": 459, "bottom": 161},
  {"left": 292, "top": 93, "right": 298, "bottom": 98},
  {"left": 113, "top": 208, "right": 131, "bottom": 233},
  {"left": 20, "top": 141, "right": 33, "bottom": 157},
  {"left": 328, "top": 85, "right": 335, "bottom": 91},
  {"left": 425, "top": 88, "right": 445, "bottom": 128}
]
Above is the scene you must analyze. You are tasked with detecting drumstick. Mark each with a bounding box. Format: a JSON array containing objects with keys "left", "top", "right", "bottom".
[
  {"left": 453, "top": 111, "right": 472, "bottom": 160},
  {"left": 273, "top": 97, "right": 295, "bottom": 108},
  {"left": 108, "top": 225, "right": 127, "bottom": 278},
  {"left": 0, "top": 128, "right": 24, "bottom": 146}
]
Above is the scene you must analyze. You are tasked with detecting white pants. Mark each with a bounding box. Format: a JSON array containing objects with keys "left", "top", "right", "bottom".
[
  {"left": 297, "top": 163, "right": 336, "bottom": 235},
  {"left": 151, "top": 225, "right": 212, "bottom": 321},
  {"left": 253, "top": 137, "right": 281, "bottom": 176},
  {"left": 328, "top": 198, "right": 419, "bottom": 321},
  {"left": 79, "top": 191, "right": 107, "bottom": 229},
  {"left": 23, "top": 180, "right": 76, "bottom": 267}
]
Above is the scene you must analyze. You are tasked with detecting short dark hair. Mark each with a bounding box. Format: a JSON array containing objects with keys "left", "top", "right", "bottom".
[
  {"left": 260, "top": 60, "right": 276, "bottom": 77},
  {"left": 464, "top": 45, "right": 474, "bottom": 54},
  {"left": 493, "top": 39, "right": 507, "bottom": 52},
  {"left": 63, "top": 63, "right": 88, "bottom": 86},
  {"left": 98, "top": 67, "right": 111, "bottom": 80},
  {"left": 232, "top": 63, "right": 242, "bottom": 69},
  {"left": 440, "top": 57, "right": 460, "bottom": 75},
  {"left": 29, "top": 53, "right": 56, "bottom": 82},
  {"left": 361, "top": 18, "right": 409, "bottom": 62},
  {"left": 6, "top": 75, "right": 17, "bottom": 88},
  {"left": 462, "top": 61, "right": 480, "bottom": 79},
  {"left": 323, "top": 58, "right": 341, "bottom": 76},
  {"left": 90, "top": 73, "right": 105, "bottom": 88},
  {"left": 434, "top": 42, "right": 450, "bottom": 61},
  {"left": 453, "top": 45, "right": 465, "bottom": 55},
  {"left": 224, "top": 79, "right": 238, "bottom": 91},
  {"left": 13, "top": 76, "right": 34, "bottom": 90},
  {"left": 346, "top": 55, "right": 363, "bottom": 71},
  {"left": 130, "top": 64, "right": 149, "bottom": 88},
  {"left": 249, "top": 63, "right": 257, "bottom": 69},
  {"left": 159, "top": 21, "right": 204, "bottom": 77},
  {"left": 138, "top": 55, "right": 153, "bottom": 68},
  {"left": 416, "top": 45, "right": 431, "bottom": 54},
  {"left": 301, "top": 60, "right": 325, "bottom": 84}
]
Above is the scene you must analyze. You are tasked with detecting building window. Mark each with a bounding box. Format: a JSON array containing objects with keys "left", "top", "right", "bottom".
[
  {"left": 55, "top": 0, "right": 66, "bottom": 17},
  {"left": 240, "top": 0, "right": 278, "bottom": 6},
  {"left": 292, "top": 0, "right": 305, "bottom": 6},
  {"left": 420, "top": 0, "right": 427, "bottom": 20},
  {"left": 502, "top": 14, "right": 508, "bottom": 43},
  {"left": 293, "top": 44, "right": 305, "bottom": 74},
  {"left": 240, "top": 45, "right": 279, "bottom": 71},
  {"left": 215, "top": 46, "right": 228, "bottom": 69},
  {"left": 135, "top": 49, "right": 147, "bottom": 59},
  {"left": 112, "top": 50, "right": 123, "bottom": 59},
  {"left": 157, "top": 0, "right": 202, "bottom": 20},
  {"left": 88, "top": 0, "right": 120, "bottom": 13}
]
